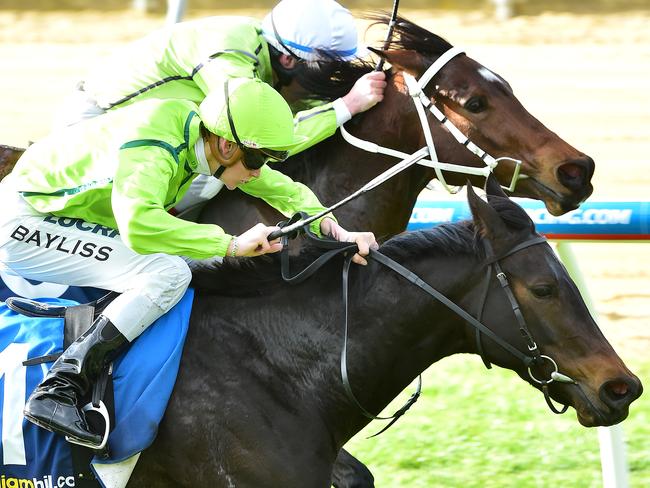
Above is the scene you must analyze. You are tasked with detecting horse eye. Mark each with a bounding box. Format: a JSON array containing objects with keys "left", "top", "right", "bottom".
[
  {"left": 531, "top": 285, "right": 555, "bottom": 299},
  {"left": 464, "top": 97, "right": 487, "bottom": 114}
]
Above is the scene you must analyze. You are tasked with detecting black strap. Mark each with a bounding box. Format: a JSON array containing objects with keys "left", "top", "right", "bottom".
[
  {"left": 280, "top": 238, "right": 357, "bottom": 284},
  {"left": 369, "top": 250, "right": 536, "bottom": 366},
  {"left": 339, "top": 253, "right": 422, "bottom": 437},
  {"left": 474, "top": 266, "right": 493, "bottom": 369},
  {"left": 22, "top": 353, "right": 60, "bottom": 366},
  {"left": 278, "top": 213, "right": 358, "bottom": 284},
  {"left": 5, "top": 297, "right": 67, "bottom": 317},
  {"left": 69, "top": 448, "right": 100, "bottom": 487},
  {"left": 276, "top": 220, "right": 421, "bottom": 434},
  {"left": 482, "top": 236, "right": 548, "bottom": 265},
  {"left": 20, "top": 304, "right": 95, "bottom": 366},
  {"left": 494, "top": 261, "right": 541, "bottom": 359},
  {"left": 64, "top": 305, "right": 96, "bottom": 348}
]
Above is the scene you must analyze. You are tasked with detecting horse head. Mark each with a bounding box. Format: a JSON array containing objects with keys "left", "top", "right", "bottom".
[
  {"left": 368, "top": 15, "right": 594, "bottom": 216},
  {"left": 462, "top": 176, "right": 641, "bottom": 426}
]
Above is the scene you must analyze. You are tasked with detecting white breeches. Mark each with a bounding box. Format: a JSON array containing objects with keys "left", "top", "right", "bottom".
[{"left": 0, "top": 194, "right": 192, "bottom": 342}]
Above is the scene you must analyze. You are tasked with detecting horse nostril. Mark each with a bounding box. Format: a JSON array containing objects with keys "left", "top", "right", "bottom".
[
  {"left": 557, "top": 159, "right": 590, "bottom": 191},
  {"left": 599, "top": 378, "right": 641, "bottom": 410}
]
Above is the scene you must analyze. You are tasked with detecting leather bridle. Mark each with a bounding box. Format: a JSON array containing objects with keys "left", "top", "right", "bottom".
[{"left": 279, "top": 226, "right": 575, "bottom": 435}]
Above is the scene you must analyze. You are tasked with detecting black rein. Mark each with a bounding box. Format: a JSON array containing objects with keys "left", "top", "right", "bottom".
[{"left": 278, "top": 228, "right": 569, "bottom": 434}]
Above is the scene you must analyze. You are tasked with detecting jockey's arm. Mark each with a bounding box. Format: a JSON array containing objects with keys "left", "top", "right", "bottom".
[
  {"left": 239, "top": 166, "right": 377, "bottom": 265},
  {"left": 114, "top": 145, "right": 235, "bottom": 259},
  {"left": 288, "top": 71, "right": 387, "bottom": 155},
  {"left": 238, "top": 165, "right": 333, "bottom": 236}
]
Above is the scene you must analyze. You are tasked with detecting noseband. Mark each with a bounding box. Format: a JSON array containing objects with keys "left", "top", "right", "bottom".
[
  {"left": 279, "top": 228, "right": 574, "bottom": 435},
  {"left": 340, "top": 46, "right": 523, "bottom": 193}
]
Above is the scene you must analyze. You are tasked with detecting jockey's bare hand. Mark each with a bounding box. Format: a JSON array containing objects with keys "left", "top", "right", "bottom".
[
  {"left": 228, "top": 223, "right": 283, "bottom": 257},
  {"left": 342, "top": 71, "right": 386, "bottom": 116},
  {"left": 320, "top": 218, "right": 378, "bottom": 266}
]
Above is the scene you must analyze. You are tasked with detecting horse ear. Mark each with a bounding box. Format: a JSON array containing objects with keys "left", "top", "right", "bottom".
[
  {"left": 484, "top": 173, "right": 508, "bottom": 202},
  {"left": 467, "top": 181, "right": 509, "bottom": 240},
  {"left": 367, "top": 47, "right": 425, "bottom": 77}
]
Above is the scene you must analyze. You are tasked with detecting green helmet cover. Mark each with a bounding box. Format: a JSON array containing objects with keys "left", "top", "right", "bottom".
[{"left": 199, "top": 77, "right": 305, "bottom": 150}]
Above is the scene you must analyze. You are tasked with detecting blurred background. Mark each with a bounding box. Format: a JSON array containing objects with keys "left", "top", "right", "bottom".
[{"left": 1, "top": 0, "right": 649, "bottom": 486}]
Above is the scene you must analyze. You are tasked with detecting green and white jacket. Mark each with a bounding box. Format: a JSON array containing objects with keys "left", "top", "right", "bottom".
[
  {"left": 82, "top": 16, "right": 344, "bottom": 155},
  {"left": 7, "top": 99, "right": 330, "bottom": 259}
]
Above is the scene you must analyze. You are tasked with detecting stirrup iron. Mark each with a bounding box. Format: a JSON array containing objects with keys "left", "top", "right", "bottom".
[{"left": 64, "top": 400, "right": 110, "bottom": 451}]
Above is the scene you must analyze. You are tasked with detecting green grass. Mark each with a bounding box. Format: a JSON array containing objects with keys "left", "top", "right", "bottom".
[{"left": 344, "top": 355, "right": 650, "bottom": 487}]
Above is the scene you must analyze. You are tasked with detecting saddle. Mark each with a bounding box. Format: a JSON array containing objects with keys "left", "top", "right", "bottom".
[{"left": 6, "top": 292, "right": 120, "bottom": 488}]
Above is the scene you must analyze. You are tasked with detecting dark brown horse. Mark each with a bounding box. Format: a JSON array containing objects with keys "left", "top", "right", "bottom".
[
  {"left": 127, "top": 177, "right": 640, "bottom": 486},
  {"left": 0, "top": 15, "right": 598, "bottom": 486}
]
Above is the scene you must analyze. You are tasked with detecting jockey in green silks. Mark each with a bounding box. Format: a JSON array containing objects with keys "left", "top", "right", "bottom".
[
  {"left": 0, "top": 78, "right": 377, "bottom": 449},
  {"left": 55, "top": 0, "right": 387, "bottom": 214}
]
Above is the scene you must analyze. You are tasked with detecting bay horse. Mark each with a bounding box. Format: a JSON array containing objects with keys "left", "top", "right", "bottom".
[
  {"left": 0, "top": 15, "right": 595, "bottom": 236},
  {"left": 200, "top": 14, "right": 595, "bottom": 240},
  {"left": 126, "top": 178, "right": 641, "bottom": 486}
]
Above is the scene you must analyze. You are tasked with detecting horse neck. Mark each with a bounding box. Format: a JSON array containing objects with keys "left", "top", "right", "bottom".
[
  {"left": 330, "top": 248, "right": 484, "bottom": 442},
  {"left": 283, "top": 72, "right": 485, "bottom": 238},
  {"left": 282, "top": 133, "right": 434, "bottom": 240}
]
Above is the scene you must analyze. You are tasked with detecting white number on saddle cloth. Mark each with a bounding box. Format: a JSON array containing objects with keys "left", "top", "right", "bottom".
[{"left": 0, "top": 342, "right": 33, "bottom": 465}]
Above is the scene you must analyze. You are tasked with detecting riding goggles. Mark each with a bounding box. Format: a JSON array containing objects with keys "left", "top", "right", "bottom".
[
  {"left": 240, "top": 146, "right": 290, "bottom": 170},
  {"left": 225, "top": 81, "right": 290, "bottom": 170}
]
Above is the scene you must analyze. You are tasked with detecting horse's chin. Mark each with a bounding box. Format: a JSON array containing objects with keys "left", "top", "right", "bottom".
[
  {"left": 568, "top": 386, "right": 631, "bottom": 427},
  {"left": 575, "top": 406, "right": 630, "bottom": 428},
  {"left": 512, "top": 177, "right": 586, "bottom": 216}
]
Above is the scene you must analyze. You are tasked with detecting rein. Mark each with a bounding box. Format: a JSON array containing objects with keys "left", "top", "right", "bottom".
[
  {"left": 341, "top": 46, "right": 523, "bottom": 193},
  {"left": 279, "top": 225, "right": 573, "bottom": 434}
]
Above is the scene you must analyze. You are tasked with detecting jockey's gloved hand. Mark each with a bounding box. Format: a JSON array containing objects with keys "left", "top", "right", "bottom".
[
  {"left": 320, "top": 217, "right": 378, "bottom": 266},
  {"left": 341, "top": 71, "right": 387, "bottom": 116},
  {"left": 228, "top": 223, "right": 283, "bottom": 257}
]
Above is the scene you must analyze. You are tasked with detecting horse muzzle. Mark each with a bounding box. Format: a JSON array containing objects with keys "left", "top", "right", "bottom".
[{"left": 569, "top": 375, "right": 643, "bottom": 427}]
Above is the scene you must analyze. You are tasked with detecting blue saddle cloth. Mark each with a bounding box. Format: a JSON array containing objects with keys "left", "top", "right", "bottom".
[{"left": 0, "top": 289, "right": 194, "bottom": 482}]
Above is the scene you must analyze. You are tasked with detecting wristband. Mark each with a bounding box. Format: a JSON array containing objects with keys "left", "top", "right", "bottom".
[{"left": 230, "top": 237, "right": 238, "bottom": 258}]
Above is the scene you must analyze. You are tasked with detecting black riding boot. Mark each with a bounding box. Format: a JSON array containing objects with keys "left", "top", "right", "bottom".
[{"left": 23, "top": 315, "right": 127, "bottom": 447}]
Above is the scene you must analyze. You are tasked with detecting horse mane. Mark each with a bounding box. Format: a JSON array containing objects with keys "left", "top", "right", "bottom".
[
  {"left": 275, "top": 12, "right": 456, "bottom": 178},
  {"left": 191, "top": 225, "right": 477, "bottom": 297},
  {"left": 368, "top": 13, "right": 454, "bottom": 58},
  {"left": 292, "top": 12, "right": 454, "bottom": 103},
  {"left": 293, "top": 53, "right": 374, "bottom": 102},
  {"left": 191, "top": 194, "right": 534, "bottom": 297},
  {"left": 190, "top": 242, "right": 344, "bottom": 297}
]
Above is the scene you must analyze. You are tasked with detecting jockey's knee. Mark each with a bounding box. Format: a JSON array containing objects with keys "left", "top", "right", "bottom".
[
  {"left": 144, "top": 254, "right": 192, "bottom": 311},
  {"left": 104, "top": 255, "right": 192, "bottom": 341}
]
